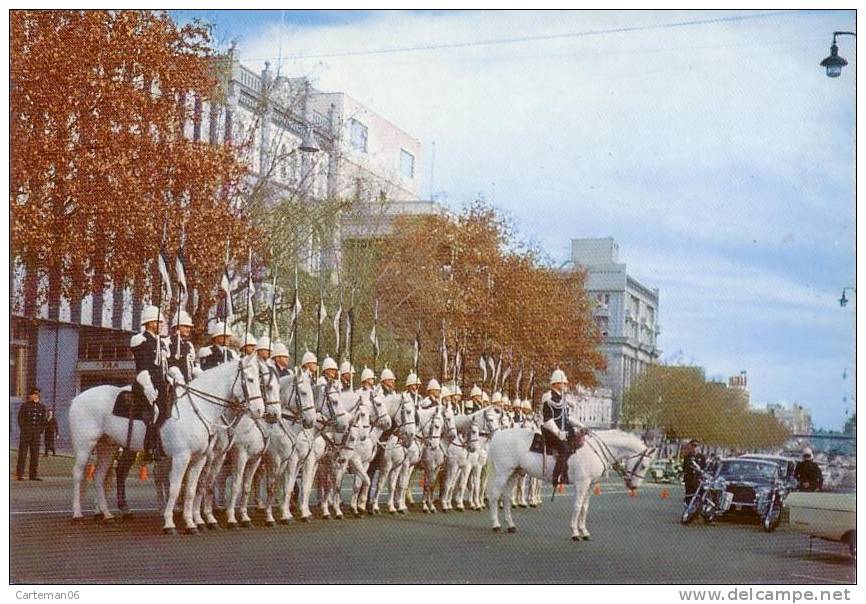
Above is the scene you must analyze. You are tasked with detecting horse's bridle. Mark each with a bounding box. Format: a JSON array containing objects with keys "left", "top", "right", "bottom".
[{"left": 585, "top": 432, "right": 656, "bottom": 484}]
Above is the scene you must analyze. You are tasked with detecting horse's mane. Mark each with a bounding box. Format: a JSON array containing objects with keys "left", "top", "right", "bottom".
[{"left": 594, "top": 429, "right": 647, "bottom": 453}]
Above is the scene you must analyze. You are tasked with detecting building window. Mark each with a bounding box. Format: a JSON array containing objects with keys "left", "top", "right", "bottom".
[
  {"left": 348, "top": 118, "right": 368, "bottom": 153},
  {"left": 400, "top": 149, "right": 415, "bottom": 179},
  {"left": 10, "top": 342, "right": 27, "bottom": 398}
]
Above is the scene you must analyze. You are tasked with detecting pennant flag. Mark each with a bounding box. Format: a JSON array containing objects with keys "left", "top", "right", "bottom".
[
  {"left": 291, "top": 289, "right": 302, "bottom": 324},
  {"left": 369, "top": 300, "right": 379, "bottom": 357},
  {"left": 220, "top": 267, "right": 233, "bottom": 321},
  {"left": 502, "top": 365, "right": 512, "bottom": 386},
  {"left": 515, "top": 367, "right": 523, "bottom": 397},
  {"left": 454, "top": 349, "right": 462, "bottom": 381},
  {"left": 493, "top": 356, "right": 502, "bottom": 387},
  {"left": 318, "top": 295, "right": 328, "bottom": 325},
  {"left": 157, "top": 247, "right": 173, "bottom": 305},
  {"left": 413, "top": 330, "right": 420, "bottom": 370},
  {"left": 333, "top": 305, "right": 342, "bottom": 355},
  {"left": 487, "top": 355, "right": 496, "bottom": 377},
  {"left": 345, "top": 308, "right": 353, "bottom": 354},
  {"left": 175, "top": 249, "right": 188, "bottom": 308},
  {"left": 479, "top": 356, "right": 488, "bottom": 382}
]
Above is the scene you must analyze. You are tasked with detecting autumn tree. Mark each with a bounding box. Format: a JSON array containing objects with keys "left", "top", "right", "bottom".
[
  {"left": 372, "top": 200, "right": 605, "bottom": 403},
  {"left": 11, "top": 10, "right": 256, "bottom": 330}
]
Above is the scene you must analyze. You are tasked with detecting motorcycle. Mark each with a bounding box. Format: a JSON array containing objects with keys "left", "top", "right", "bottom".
[
  {"left": 756, "top": 476, "right": 789, "bottom": 532},
  {"left": 681, "top": 461, "right": 733, "bottom": 525}
]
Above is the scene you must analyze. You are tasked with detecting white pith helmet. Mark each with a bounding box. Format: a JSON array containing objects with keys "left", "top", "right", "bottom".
[
  {"left": 380, "top": 368, "right": 396, "bottom": 381},
  {"left": 523, "top": 399, "right": 532, "bottom": 412},
  {"left": 427, "top": 379, "right": 441, "bottom": 393},
  {"left": 452, "top": 384, "right": 462, "bottom": 396},
  {"left": 470, "top": 384, "right": 482, "bottom": 398},
  {"left": 550, "top": 368, "right": 567, "bottom": 386},
  {"left": 339, "top": 361, "right": 355, "bottom": 376},
  {"left": 492, "top": 391, "right": 502, "bottom": 404},
  {"left": 406, "top": 372, "right": 420, "bottom": 387},
  {"left": 140, "top": 305, "right": 166, "bottom": 326},
  {"left": 272, "top": 342, "right": 289, "bottom": 358},
  {"left": 440, "top": 386, "right": 452, "bottom": 400},
  {"left": 301, "top": 351, "right": 317, "bottom": 367},
  {"left": 502, "top": 394, "right": 511, "bottom": 407},
  {"left": 803, "top": 448, "right": 813, "bottom": 458},
  {"left": 322, "top": 356, "right": 338, "bottom": 372},
  {"left": 171, "top": 310, "right": 193, "bottom": 328},
  {"left": 360, "top": 367, "right": 375, "bottom": 382},
  {"left": 241, "top": 332, "right": 257, "bottom": 348},
  {"left": 256, "top": 336, "right": 271, "bottom": 352},
  {"left": 209, "top": 322, "right": 231, "bottom": 339},
  {"left": 482, "top": 391, "right": 490, "bottom": 403}
]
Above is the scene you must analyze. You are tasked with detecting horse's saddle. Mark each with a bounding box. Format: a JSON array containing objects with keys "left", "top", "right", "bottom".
[
  {"left": 112, "top": 389, "right": 154, "bottom": 423},
  {"left": 529, "top": 429, "right": 586, "bottom": 458}
]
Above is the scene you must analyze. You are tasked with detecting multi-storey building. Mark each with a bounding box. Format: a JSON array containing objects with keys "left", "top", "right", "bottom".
[
  {"left": 765, "top": 402, "right": 813, "bottom": 435},
  {"left": 10, "top": 52, "right": 433, "bottom": 448},
  {"left": 569, "top": 238, "right": 661, "bottom": 425},
  {"left": 566, "top": 386, "right": 614, "bottom": 429}
]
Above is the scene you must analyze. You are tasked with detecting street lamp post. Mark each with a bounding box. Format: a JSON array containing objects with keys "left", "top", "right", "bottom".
[
  {"left": 821, "top": 31, "right": 856, "bottom": 78},
  {"left": 839, "top": 286, "right": 856, "bottom": 307}
]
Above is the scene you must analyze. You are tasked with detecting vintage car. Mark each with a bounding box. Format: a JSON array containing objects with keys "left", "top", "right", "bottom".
[
  {"left": 739, "top": 454, "right": 798, "bottom": 485},
  {"left": 649, "top": 459, "right": 681, "bottom": 483},
  {"left": 710, "top": 457, "right": 790, "bottom": 527},
  {"left": 785, "top": 491, "right": 856, "bottom": 558}
]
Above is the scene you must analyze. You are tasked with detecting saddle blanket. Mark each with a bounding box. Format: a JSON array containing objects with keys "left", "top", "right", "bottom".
[
  {"left": 112, "top": 390, "right": 153, "bottom": 423},
  {"left": 529, "top": 431, "right": 586, "bottom": 456}
]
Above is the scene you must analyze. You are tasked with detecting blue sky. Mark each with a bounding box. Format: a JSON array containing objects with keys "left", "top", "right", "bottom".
[{"left": 172, "top": 10, "right": 856, "bottom": 430}]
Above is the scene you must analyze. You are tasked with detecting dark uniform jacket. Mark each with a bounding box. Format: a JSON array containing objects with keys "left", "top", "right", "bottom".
[
  {"left": 276, "top": 365, "right": 292, "bottom": 378},
  {"left": 198, "top": 345, "right": 237, "bottom": 371},
  {"left": 131, "top": 331, "right": 167, "bottom": 398},
  {"left": 18, "top": 401, "right": 47, "bottom": 437},
  {"left": 44, "top": 415, "right": 59, "bottom": 445},
  {"left": 794, "top": 459, "right": 823, "bottom": 491},
  {"left": 682, "top": 452, "right": 707, "bottom": 493},
  {"left": 168, "top": 337, "right": 196, "bottom": 383},
  {"left": 542, "top": 390, "right": 569, "bottom": 432}
]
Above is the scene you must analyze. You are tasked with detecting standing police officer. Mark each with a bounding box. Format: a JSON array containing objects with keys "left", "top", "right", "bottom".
[
  {"left": 16, "top": 388, "right": 46, "bottom": 480},
  {"left": 794, "top": 448, "right": 823, "bottom": 492},
  {"left": 682, "top": 439, "right": 707, "bottom": 504}
]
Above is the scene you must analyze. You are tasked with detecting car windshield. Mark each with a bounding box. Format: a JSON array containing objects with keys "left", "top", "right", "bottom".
[{"left": 718, "top": 460, "right": 779, "bottom": 480}]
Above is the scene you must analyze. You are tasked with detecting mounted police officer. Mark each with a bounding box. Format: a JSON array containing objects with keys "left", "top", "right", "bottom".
[
  {"left": 132, "top": 305, "right": 171, "bottom": 459},
  {"left": 339, "top": 361, "right": 355, "bottom": 392},
  {"left": 239, "top": 332, "right": 257, "bottom": 357},
  {"left": 440, "top": 386, "right": 453, "bottom": 412},
  {"left": 541, "top": 368, "right": 582, "bottom": 487},
  {"left": 420, "top": 379, "right": 441, "bottom": 410},
  {"left": 357, "top": 367, "right": 376, "bottom": 394},
  {"left": 271, "top": 343, "right": 292, "bottom": 378},
  {"left": 319, "top": 356, "right": 339, "bottom": 395},
  {"left": 255, "top": 336, "right": 272, "bottom": 363},
  {"left": 464, "top": 385, "right": 482, "bottom": 414},
  {"left": 197, "top": 321, "right": 238, "bottom": 370},
  {"left": 501, "top": 394, "right": 514, "bottom": 428},
  {"left": 378, "top": 368, "right": 397, "bottom": 397},
  {"left": 300, "top": 351, "right": 318, "bottom": 382},
  {"left": 168, "top": 310, "right": 198, "bottom": 383}
]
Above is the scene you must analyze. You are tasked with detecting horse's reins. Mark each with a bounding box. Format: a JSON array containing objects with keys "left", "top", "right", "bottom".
[{"left": 584, "top": 431, "right": 655, "bottom": 483}]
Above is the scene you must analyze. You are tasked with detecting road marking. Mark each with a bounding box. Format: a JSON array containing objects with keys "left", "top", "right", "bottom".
[{"left": 789, "top": 573, "right": 852, "bottom": 584}]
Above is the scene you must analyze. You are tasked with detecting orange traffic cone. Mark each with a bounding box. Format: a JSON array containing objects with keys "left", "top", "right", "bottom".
[
  {"left": 593, "top": 484, "right": 602, "bottom": 496},
  {"left": 557, "top": 484, "right": 565, "bottom": 493},
  {"left": 139, "top": 464, "right": 149, "bottom": 481},
  {"left": 628, "top": 488, "right": 637, "bottom": 498},
  {"left": 86, "top": 463, "right": 95, "bottom": 481},
  {"left": 660, "top": 487, "right": 670, "bottom": 499},
  {"left": 419, "top": 476, "right": 425, "bottom": 489}
]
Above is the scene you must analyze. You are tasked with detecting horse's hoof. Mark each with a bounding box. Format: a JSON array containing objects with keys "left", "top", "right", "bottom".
[
  {"left": 102, "top": 516, "right": 116, "bottom": 525},
  {"left": 301, "top": 516, "right": 311, "bottom": 523},
  {"left": 240, "top": 520, "right": 253, "bottom": 529},
  {"left": 279, "top": 518, "right": 292, "bottom": 525},
  {"left": 322, "top": 515, "right": 331, "bottom": 521},
  {"left": 265, "top": 520, "right": 276, "bottom": 528},
  {"left": 206, "top": 522, "right": 220, "bottom": 531},
  {"left": 163, "top": 527, "right": 177, "bottom": 535},
  {"left": 93, "top": 512, "right": 104, "bottom": 521},
  {"left": 457, "top": 507, "right": 465, "bottom": 512},
  {"left": 507, "top": 526, "right": 517, "bottom": 533},
  {"left": 335, "top": 515, "right": 343, "bottom": 520},
  {"left": 184, "top": 527, "right": 199, "bottom": 535},
  {"left": 389, "top": 510, "right": 397, "bottom": 515},
  {"left": 122, "top": 513, "right": 135, "bottom": 522},
  {"left": 582, "top": 535, "right": 592, "bottom": 541},
  {"left": 71, "top": 516, "right": 83, "bottom": 525},
  {"left": 400, "top": 509, "right": 408, "bottom": 515},
  {"left": 226, "top": 522, "right": 238, "bottom": 530},
  {"left": 492, "top": 526, "right": 501, "bottom": 533},
  {"left": 572, "top": 535, "right": 580, "bottom": 541}
]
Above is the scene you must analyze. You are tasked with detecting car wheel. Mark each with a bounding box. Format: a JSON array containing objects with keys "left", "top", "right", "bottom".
[{"left": 845, "top": 531, "right": 856, "bottom": 559}]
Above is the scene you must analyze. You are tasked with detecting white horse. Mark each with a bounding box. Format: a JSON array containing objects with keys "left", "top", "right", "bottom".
[
  {"left": 327, "top": 389, "right": 394, "bottom": 518},
  {"left": 218, "top": 364, "right": 283, "bottom": 528},
  {"left": 487, "top": 429, "right": 656, "bottom": 540},
  {"left": 257, "top": 374, "right": 318, "bottom": 526},
  {"left": 369, "top": 393, "right": 419, "bottom": 515},
  {"left": 456, "top": 406, "right": 503, "bottom": 510},
  {"left": 415, "top": 406, "right": 449, "bottom": 513},
  {"left": 69, "top": 355, "right": 266, "bottom": 533},
  {"left": 440, "top": 415, "right": 480, "bottom": 512}
]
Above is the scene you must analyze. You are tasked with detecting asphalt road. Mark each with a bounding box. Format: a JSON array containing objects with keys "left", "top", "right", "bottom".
[{"left": 9, "top": 462, "right": 855, "bottom": 585}]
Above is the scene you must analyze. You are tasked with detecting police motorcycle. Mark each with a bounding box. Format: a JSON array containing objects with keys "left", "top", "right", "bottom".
[
  {"left": 680, "top": 460, "right": 733, "bottom": 525},
  {"left": 756, "top": 473, "right": 790, "bottom": 532}
]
